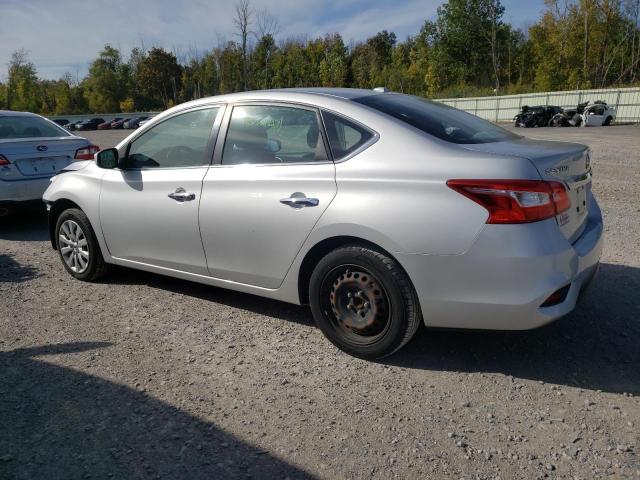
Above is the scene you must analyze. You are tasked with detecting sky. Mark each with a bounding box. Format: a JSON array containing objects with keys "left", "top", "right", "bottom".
[{"left": 0, "top": 0, "right": 547, "bottom": 81}]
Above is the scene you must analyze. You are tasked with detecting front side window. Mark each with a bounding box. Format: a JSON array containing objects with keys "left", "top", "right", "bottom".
[
  {"left": 222, "top": 105, "right": 327, "bottom": 165},
  {"left": 0, "top": 116, "right": 69, "bottom": 139},
  {"left": 321, "top": 111, "right": 374, "bottom": 160},
  {"left": 127, "top": 107, "right": 219, "bottom": 168},
  {"left": 354, "top": 94, "right": 519, "bottom": 144}
]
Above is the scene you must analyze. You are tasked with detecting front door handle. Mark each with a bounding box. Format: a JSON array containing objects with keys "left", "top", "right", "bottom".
[
  {"left": 168, "top": 188, "right": 196, "bottom": 202},
  {"left": 280, "top": 193, "right": 319, "bottom": 208}
]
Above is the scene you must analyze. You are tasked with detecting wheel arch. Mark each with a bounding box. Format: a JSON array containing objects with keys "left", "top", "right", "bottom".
[
  {"left": 48, "top": 198, "right": 83, "bottom": 249},
  {"left": 297, "top": 235, "right": 412, "bottom": 305}
]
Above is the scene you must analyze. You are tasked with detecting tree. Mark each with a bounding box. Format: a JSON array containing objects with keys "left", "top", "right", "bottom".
[
  {"left": 318, "top": 34, "right": 348, "bottom": 87},
  {"left": 136, "top": 47, "right": 182, "bottom": 109},
  {"left": 233, "top": 0, "right": 254, "bottom": 90},
  {"left": 7, "top": 49, "right": 40, "bottom": 111},
  {"left": 83, "top": 45, "right": 129, "bottom": 112}
]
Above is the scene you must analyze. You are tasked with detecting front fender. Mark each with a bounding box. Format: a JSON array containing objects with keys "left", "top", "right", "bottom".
[{"left": 43, "top": 165, "right": 109, "bottom": 258}]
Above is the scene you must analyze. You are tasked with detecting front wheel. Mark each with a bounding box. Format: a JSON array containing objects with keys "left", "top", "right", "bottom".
[
  {"left": 603, "top": 116, "right": 612, "bottom": 126},
  {"left": 55, "top": 208, "right": 111, "bottom": 281},
  {"left": 309, "top": 245, "right": 421, "bottom": 359}
]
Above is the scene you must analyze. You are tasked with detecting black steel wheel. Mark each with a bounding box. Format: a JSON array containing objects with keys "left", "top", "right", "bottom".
[{"left": 309, "top": 244, "right": 421, "bottom": 359}]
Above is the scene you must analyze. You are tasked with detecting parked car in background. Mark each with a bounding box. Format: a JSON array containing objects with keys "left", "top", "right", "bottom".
[
  {"left": 43, "top": 88, "right": 602, "bottom": 359},
  {"left": 76, "top": 118, "right": 106, "bottom": 131},
  {"left": 582, "top": 101, "right": 616, "bottom": 126},
  {"left": 138, "top": 118, "right": 151, "bottom": 127},
  {"left": 52, "top": 119, "right": 69, "bottom": 127},
  {"left": 64, "top": 120, "right": 83, "bottom": 131},
  {"left": 111, "top": 118, "right": 127, "bottom": 129},
  {"left": 123, "top": 116, "right": 148, "bottom": 129},
  {"left": 0, "top": 110, "right": 98, "bottom": 216},
  {"left": 550, "top": 102, "right": 588, "bottom": 127},
  {"left": 514, "top": 105, "right": 563, "bottom": 127},
  {"left": 98, "top": 118, "right": 122, "bottom": 130},
  {"left": 549, "top": 100, "right": 615, "bottom": 127}
]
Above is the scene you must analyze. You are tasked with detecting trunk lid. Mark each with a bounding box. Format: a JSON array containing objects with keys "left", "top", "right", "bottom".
[
  {"left": 462, "top": 137, "right": 591, "bottom": 243},
  {"left": 0, "top": 137, "right": 89, "bottom": 180}
]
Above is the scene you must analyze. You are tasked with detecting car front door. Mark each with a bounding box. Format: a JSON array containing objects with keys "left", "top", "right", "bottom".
[
  {"left": 199, "top": 103, "right": 337, "bottom": 288},
  {"left": 100, "top": 105, "right": 223, "bottom": 275}
]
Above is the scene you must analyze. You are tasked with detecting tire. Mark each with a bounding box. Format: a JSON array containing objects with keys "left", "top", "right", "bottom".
[
  {"left": 603, "top": 116, "right": 612, "bottom": 126},
  {"left": 309, "top": 244, "right": 421, "bottom": 359},
  {"left": 55, "top": 208, "right": 111, "bottom": 282}
]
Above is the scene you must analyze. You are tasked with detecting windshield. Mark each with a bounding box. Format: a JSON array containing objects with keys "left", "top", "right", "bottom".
[
  {"left": 0, "top": 116, "right": 70, "bottom": 139},
  {"left": 353, "top": 94, "right": 518, "bottom": 144}
]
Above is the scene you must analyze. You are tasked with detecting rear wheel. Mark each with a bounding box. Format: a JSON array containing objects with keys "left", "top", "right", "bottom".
[
  {"left": 55, "top": 208, "right": 111, "bottom": 281},
  {"left": 309, "top": 245, "right": 421, "bottom": 359}
]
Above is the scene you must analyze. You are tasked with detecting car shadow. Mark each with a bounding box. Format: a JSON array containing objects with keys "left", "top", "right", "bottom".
[
  {"left": 388, "top": 262, "right": 640, "bottom": 395},
  {"left": 0, "top": 209, "right": 49, "bottom": 242},
  {"left": 110, "top": 267, "right": 315, "bottom": 328},
  {"left": 0, "top": 342, "right": 315, "bottom": 480},
  {"left": 0, "top": 253, "right": 40, "bottom": 283},
  {"left": 108, "top": 262, "right": 639, "bottom": 394}
]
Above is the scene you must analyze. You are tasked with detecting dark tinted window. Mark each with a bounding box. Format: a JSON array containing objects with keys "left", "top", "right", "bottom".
[
  {"left": 127, "top": 107, "right": 219, "bottom": 168},
  {"left": 0, "top": 116, "right": 69, "bottom": 139},
  {"left": 321, "top": 111, "right": 374, "bottom": 160},
  {"left": 222, "top": 105, "right": 327, "bottom": 165},
  {"left": 353, "top": 94, "right": 518, "bottom": 144}
]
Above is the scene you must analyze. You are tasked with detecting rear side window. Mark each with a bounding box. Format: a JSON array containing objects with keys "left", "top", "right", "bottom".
[
  {"left": 321, "top": 111, "right": 374, "bottom": 160},
  {"left": 0, "top": 116, "right": 69, "bottom": 139},
  {"left": 353, "top": 94, "right": 518, "bottom": 144}
]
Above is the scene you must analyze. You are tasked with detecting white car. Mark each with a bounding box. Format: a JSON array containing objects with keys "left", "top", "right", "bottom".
[
  {"left": 582, "top": 101, "right": 616, "bottom": 126},
  {"left": 43, "top": 89, "right": 603, "bottom": 359},
  {"left": 0, "top": 110, "right": 98, "bottom": 216}
]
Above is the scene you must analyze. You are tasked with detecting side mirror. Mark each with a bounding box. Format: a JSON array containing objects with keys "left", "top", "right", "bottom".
[{"left": 96, "top": 148, "right": 119, "bottom": 169}]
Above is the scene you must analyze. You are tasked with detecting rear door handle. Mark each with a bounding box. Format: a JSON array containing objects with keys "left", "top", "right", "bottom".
[
  {"left": 168, "top": 188, "right": 196, "bottom": 202},
  {"left": 280, "top": 194, "right": 319, "bottom": 208}
]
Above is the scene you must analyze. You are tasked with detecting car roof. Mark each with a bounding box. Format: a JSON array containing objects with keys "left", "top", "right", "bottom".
[
  {"left": 180, "top": 87, "right": 380, "bottom": 107},
  {"left": 0, "top": 110, "right": 43, "bottom": 118}
]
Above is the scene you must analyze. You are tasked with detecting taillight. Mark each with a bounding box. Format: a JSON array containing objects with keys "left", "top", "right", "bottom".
[
  {"left": 74, "top": 145, "right": 100, "bottom": 160},
  {"left": 0, "top": 155, "right": 9, "bottom": 166},
  {"left": 446, "top": 179, "right": 570, "bottom": 224}
]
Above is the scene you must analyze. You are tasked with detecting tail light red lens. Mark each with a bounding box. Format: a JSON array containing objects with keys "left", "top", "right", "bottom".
[
  {"left": 74, "top": 145, "right": 100, "bottom": 160},
  {"left": 0, "top": 155, "right": 9, "bottom": 166},
  {"left": 446, "top": 179, "right": 571, "bottom": 224}
]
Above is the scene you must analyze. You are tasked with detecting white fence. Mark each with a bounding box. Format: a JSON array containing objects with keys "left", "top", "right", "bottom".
[{"left": 438, "top": 87, "right": 640, "bottom": 123}]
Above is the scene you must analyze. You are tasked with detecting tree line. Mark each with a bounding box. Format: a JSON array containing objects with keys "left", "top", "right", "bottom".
[{"left": 1, "top": 0, "right": 639, "bottom": 115}]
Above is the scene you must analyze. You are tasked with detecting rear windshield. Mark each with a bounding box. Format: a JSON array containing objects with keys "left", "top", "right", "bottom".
[
  {"left": 353, "top": 94, "right": 518, "bottom": 144},
  {"left": 0, "top": 116, "right": 70, "bottom": 139}
]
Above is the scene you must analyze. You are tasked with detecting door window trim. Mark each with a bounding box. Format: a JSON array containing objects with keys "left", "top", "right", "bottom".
[
  {"left": 120, "top": 103, "right": 226, "bottom": 171},
  {"left": 211, "top": 101, "right": 334, "bottom": 168}
]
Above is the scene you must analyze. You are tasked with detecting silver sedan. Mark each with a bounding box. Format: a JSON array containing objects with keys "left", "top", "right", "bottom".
[
  {"left": 43, "top": 89, "right": 603, "bottom": 359},
  {"left": 0, "top": 110, "right": 98, "bottom": 216}
]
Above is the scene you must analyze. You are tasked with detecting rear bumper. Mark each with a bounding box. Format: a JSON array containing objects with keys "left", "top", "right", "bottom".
[
  {"left": 0, "top": 177, "right": 52, "bottom": 203},
  {"left": 397, "top": 194, "right": 603, "bottom": 330}
]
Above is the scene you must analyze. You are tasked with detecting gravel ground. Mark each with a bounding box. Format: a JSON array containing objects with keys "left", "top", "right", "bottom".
[{"left": 1, "top": 125, "right": 639, "bottom": 479}]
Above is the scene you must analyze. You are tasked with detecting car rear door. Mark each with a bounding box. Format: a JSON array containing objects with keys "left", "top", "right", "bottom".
[
  {"left": 199, "top": 103, "right": 336, "bottom": 288},
  {"left": 100, "top": 105, "right": 223, "bottom": 275}
]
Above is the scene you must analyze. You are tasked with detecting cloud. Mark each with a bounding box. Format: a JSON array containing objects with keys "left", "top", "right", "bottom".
[{"left": 0, "top": 0, "right": 542, "bottom": 80}]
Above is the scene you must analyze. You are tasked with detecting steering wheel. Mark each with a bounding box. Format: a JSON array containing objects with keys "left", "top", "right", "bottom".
[{"left": 163, "top": 145, "right": 195, "bottom": 164}]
